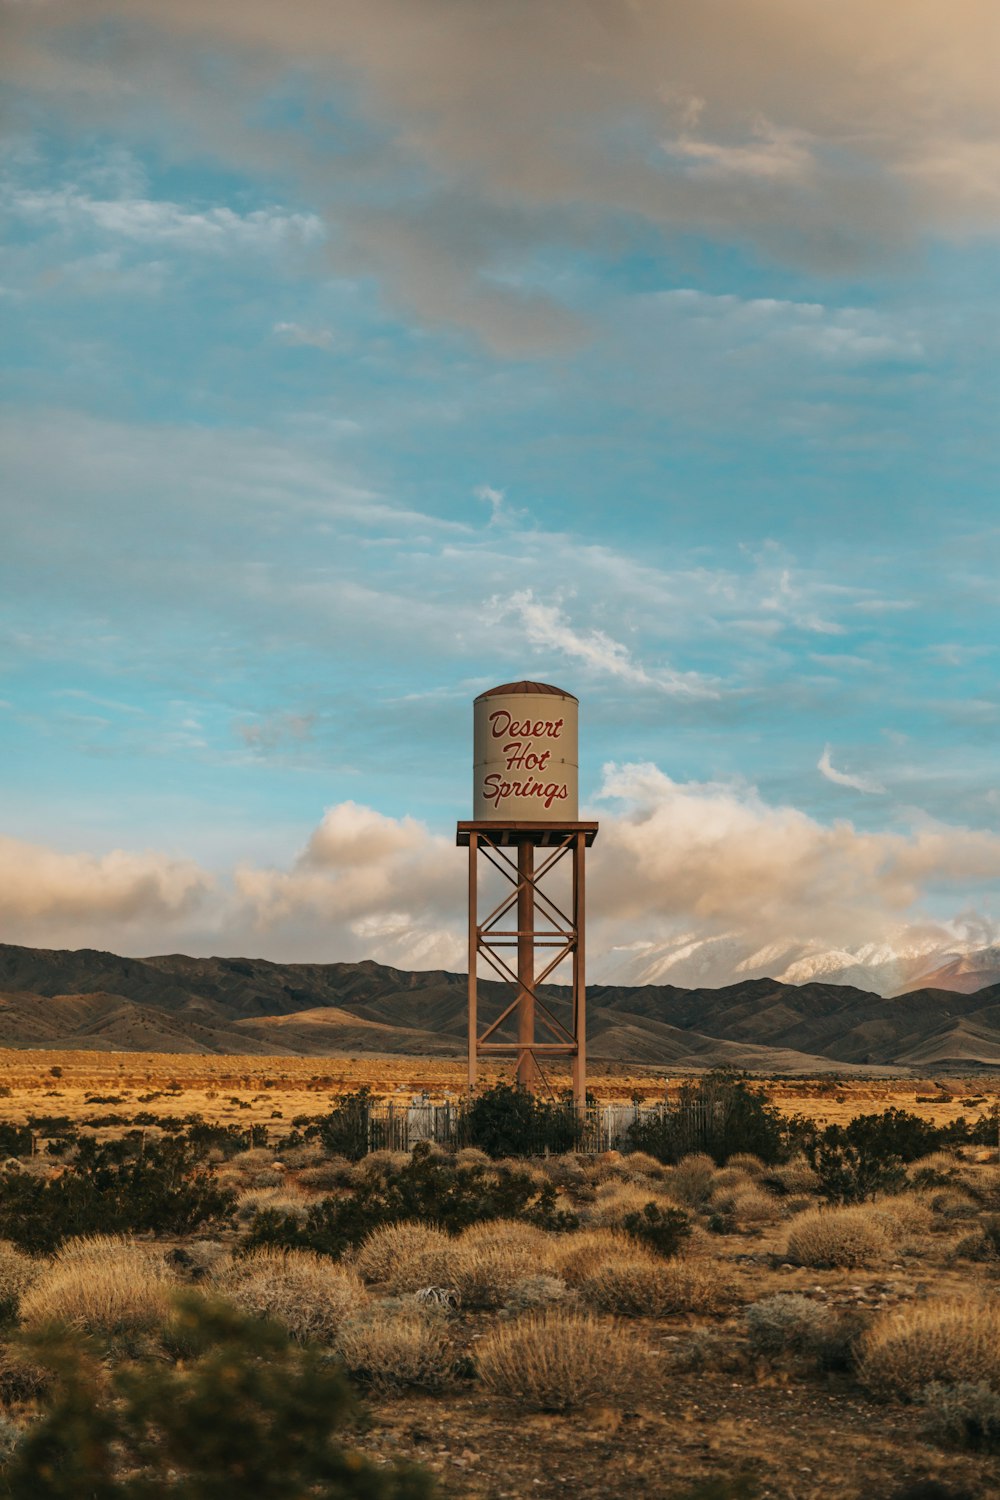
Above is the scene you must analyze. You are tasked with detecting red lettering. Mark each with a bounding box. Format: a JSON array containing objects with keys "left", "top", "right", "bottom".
[{"left": 488, "top": 709, "right": 563, "bottom": 740}]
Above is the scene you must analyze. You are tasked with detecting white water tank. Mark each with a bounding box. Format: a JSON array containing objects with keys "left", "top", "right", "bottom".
[{"left": 473, "top": 680, "right": 578, "bottom": 821}]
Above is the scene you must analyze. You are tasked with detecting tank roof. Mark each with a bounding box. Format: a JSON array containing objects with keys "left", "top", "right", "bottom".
[{"left": 475, "top": 680, "right": 577, "bottom": 701}]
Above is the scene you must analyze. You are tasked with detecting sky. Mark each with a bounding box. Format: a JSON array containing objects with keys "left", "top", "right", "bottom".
[{"left": 2, "top": 1, "right": 1000, "bottom": 984}]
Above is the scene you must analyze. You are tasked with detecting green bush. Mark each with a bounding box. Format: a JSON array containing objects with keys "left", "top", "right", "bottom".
[
  {"left": 0, "top": 1294, "right": 435, "bottom": 1499},
  {"left": 0, "top": 1139, "right": 235, "bottom": 1253},
  {"left": 245, "top": 1141, "right": 576, "bottom": 1259},
  {"left": 920, "top": 1380, "right": 1000, "bottom": 1454},
  {"left": 805, "top": 1139, "right": 906, "bottom": 1204},
  {"left": 620, "top": 1202, "right": 691, "bottom": 1259},
  {"left": 626, "top": 1072, "right": 789, "bottom": 1166},
  {"left": 464, "top": 1083, "right": 585, "bottom": 1158}
]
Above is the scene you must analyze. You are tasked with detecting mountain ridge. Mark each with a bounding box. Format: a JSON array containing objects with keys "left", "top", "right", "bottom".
[{"left": 2, "top": 942, "right": 1000, "bottom": 1071}]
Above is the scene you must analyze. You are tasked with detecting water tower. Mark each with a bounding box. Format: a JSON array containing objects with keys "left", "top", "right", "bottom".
[{"left": 456, "top": 681, "right": 598, "bottom": 1109}]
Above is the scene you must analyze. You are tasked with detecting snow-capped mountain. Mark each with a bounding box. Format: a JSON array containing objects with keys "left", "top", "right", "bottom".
[{"left": 599, "top": 931, "right": 1000, "bottom": 997}]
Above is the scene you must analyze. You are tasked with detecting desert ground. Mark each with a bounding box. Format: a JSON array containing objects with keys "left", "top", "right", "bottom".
[
  {"left": 2, "top": 1048, "right": 998, "bottom": 1137},
  {"left": 1, "top": 1052, "right": 999, "bottom": 1497}
]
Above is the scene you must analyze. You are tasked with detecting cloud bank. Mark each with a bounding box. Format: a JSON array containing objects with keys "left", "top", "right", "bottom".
[
  {"left": 4, "top": 768, "right": 999, "bottom": 991},
  {"left": 6, "top": 0, "right": 1000, "bottom": 347}
]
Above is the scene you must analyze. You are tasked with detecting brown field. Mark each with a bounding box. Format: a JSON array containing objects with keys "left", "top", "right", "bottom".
[
  {"left": 2, "top": 1049, "right": 1000, "bottom": 1496},
  {"left": 1, "top": 1048, "right": 998, "bottom": 1137}
]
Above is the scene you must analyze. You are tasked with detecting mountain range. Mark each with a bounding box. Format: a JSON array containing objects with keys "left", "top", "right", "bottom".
[{"left": 2, "top": 942, "right": 1000, "bottom": 1072}]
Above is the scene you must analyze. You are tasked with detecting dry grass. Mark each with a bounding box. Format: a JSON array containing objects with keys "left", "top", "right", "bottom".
[
  {"left": 618, "top": 1150, "right": 669, "bottom": 1180},
  {"left": 726, "top": 1185, "right": 783, "bottom": 1224},
  {"left": 336, "top": 1304, "right": 453, "bottom": 1392},
  {"left": 20, "top": 1237, "right": 175, "bottom": 1339},
  {"left": 476, "top": 1308, "right": 648, "bottom": 1411},
  {"left": 585, "top": 1181, "right": 681, "bottom": 1227},
  {"left": 786, "top": 1205, "right": 892, "bottom": 1269},
  {"left": 442, "top": 1240, "right": 542, "bottom": 1310},
  {"left": 352, "top": 1222, "right": 453, "bottom": 1292},
  {"left": 545, "top": 1228, "right": 639, "bottom": 1286},
  {"left": 234, "top": 1186, "right": 311, "bottom": 1222},
  {"left": 770, "top": 1158, "right": 821, "bottom": 1195},
  {"left": 295, "top": 1159, "right": 354, "bottom": 1191},
  {"left": 667, "top": 1153, "right": 716, "bottom": 1206},
  {"left": 211, "top": 1248, "right": 366, "bottom": 1344},
  {"left": 581, "top": 1251, "right": 736, "bottom": 1317},
  {"left": 456, "top": 1218, "right": 552, "bottom": 1253},
  {"left": 858, "top": 1298, "right": 1000, "bottom": 1399},
  {"left": 0, "top": 1240, "right": 42, "bottom": 1316},
  {"left": 868, "top": 1192, "right": 936, "bottom": 1238},
  {"left": 710, "top": 1167, "right": 757, "bottom": 1195},
  {"left": 725, "top": 1152, "right": 766, "bottom": 1175}
]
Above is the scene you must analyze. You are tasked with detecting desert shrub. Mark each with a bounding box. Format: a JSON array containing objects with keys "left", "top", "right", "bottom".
[
  {"left": 19, "top": 1237, "right": 175, "bottom": 1346},
  {"left": 444, "top": 1241, "right": 540, "bottom": 1310},
  {"left": 725, "top": 1153, "right": 765, "bottom": 1176},
  {"left": 713, "top": 1185, "right": 779, "bottom": 1224},
  {"left": 844, "top": 1109, "right": 944, "bottom": 1164},
  {"left": 211, "top": 1249, "right": 366, "bottom": 1344},
  {"left": 456, "top": 1216, "right": 552, "bottom": 1253},
  {"left": 769, "top": 1158, "right": 820, "bottom": 1195},
  {"left": 502, "top": 1274, "right": 568, "bottom": 1314},
  {"left": 0, "top": 1244, "right": 40, "bottom": 1326},
  {"left": 1, "top": 1294, "right": 434, "bottom": 1498},
  {"left": 246, "top": 1142, "right": 572, "bottom": 1260},
  {"left": 350, "top": 1150, "right": 412, "bottom": 1184},
  {"left": 453, "top": 1147, "right": 492, "bottom": 1169},
  {"left": 295, "top": 1159, "right": 354, "bottom": 1191},
  {"left": 621, "top": 1201, "right": 692, "bottom": 1258},
  {"left": 710, "top": 1168, "right": 756, "bottom": 1196},
  {"left": 463, "top": 1083, "right": 586, "bottom": 1158},
  {"left": 618, "top": 1150, "right": 669, "bottom": 1180},
  {"left": 954, "top": 1215, "right": 1000, "bottom": 1261},
  {"left": 868, "top": 1193, "right": 935, "bottom": 1238},
  {"left": 336, "top": 1304, "right": 452, "bottom": 1392},
  {"left": 581, "top": 1252, "right": 734, "bottom": 1317},
  {"left": 546, "top": 1229, "right": 636, "bottom": 1286},
  {"left": 858, "top": 1298, "right": 1000, "bottom": 1399},
  {"left": 475, "top": 1309, "right": 647, "bottom": 1411},
  {"left": 743, "top": 1294, "right": 830, "bottom": 1356},
  {"left": 668, "top": 1153, "right": 717, "bottom": 1206},
  {"left": 627, "top": 1072, "right": 789, "bottom": 1165},
  {"left": 235, "top": 1188, "right": 310, "bottom": 1223},
  {"left": 0, "top": 1138, "right": 235, "bottom": 1252},
  {"left": 929, "top": 1188, "right": 978, "bottom": 1221},
  {"left": 805, "top": 1110, "right": 944, "bottom": 1207},
  {"left": 587, "top": 1181, "right": 683, "bottom": 1226},
  {"left": 786, "top": 1205, "right": 891, "bottom": 1268},
  {"left": 920, "top": 1380, "right": 1000, "bottom": 1453},
  {"left": 352, "top": 1222, "right": 453, "bottom": 1292},
  {"left": 311, "top": 1087, "right": 378, "bottom": 1161},
  {"left": 0, "top": 1344, "right": 50, "bottom": 1404},
  {"left": 805, "top": 1138, "right": 906, "bottom": 1205}
]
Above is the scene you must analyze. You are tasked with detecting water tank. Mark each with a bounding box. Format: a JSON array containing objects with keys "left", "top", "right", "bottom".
[{"left": 473, "top": 680, "right": 578, "bottom": 821}]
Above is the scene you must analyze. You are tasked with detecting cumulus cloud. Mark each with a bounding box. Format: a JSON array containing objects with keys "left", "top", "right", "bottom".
[
  {"left": 0, "top": 835, "right": 210, "bottom": 942},
  {"left": 818, "top": 745, "right": 885, "bottom": 795},
  {"left": 5, "top": 0, "right": 1000, "bottom": 346},
  {"left": 7, "top": 771, "right": 1000, "bottom": 989}
]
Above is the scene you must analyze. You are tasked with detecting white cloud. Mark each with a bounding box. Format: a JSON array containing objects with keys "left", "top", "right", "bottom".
[
  {"left": 490, "top": 589, "right": 719, "bottom": 698},
  {"left": 5, "top": 0, "right": 999, "bottom": 346},
  {"left": 7, "top": 771, "right": 1000, "bottom": 985},
  {"left": 818, "top": 745, "right": 885, "bottom": 794},
  {"left": 474, "top": 484, "right": 505, "bottom": 522},
  {"left": 273, "top": 322, "right": 334, "bottom": 349},
  {"left": 6, "top": 185, "right": 324, "bottom": 254},
  {"left": 0, "top": 835, "right": 210, "bottom": 932}
]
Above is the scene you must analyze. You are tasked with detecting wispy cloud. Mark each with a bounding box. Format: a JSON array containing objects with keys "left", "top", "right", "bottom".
[
  {"left": 818, "top": 745, "right": 885, "bottom": 794},
  {"left": 490, "top": 590, "right": 719, "bottom": 698}
]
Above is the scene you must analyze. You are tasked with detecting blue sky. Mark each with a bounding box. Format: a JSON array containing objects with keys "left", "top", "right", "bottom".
[{"left": 2, "top": 3, "right": 999, "bottom": 981}]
